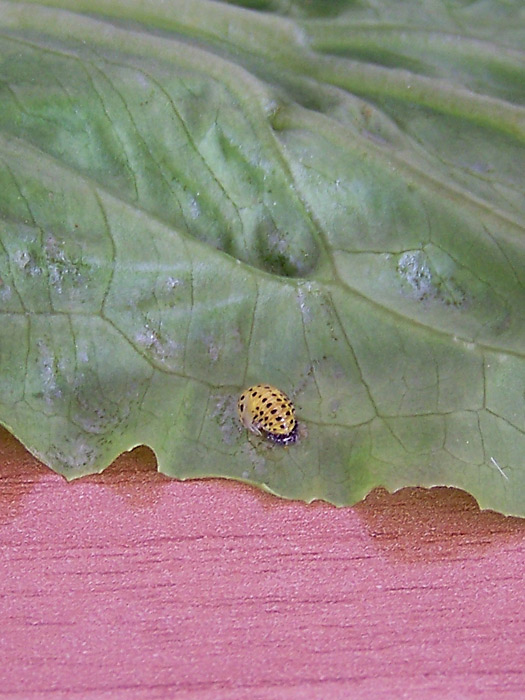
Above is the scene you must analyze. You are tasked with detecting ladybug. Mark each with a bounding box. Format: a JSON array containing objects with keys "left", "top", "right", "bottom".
[{"left": 237, "top": 384, "right": 298, "bottom": 445}]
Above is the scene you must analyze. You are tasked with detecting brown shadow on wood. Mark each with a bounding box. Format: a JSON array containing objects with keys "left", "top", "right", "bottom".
[
  {"left": 354, "top": 485, "right": 525, "bottom": 562},
  {"left": 2, "top": 426, "right": 524, "bottom": 557},
  {"left": 0, "top": 427, "right": 170, "bottom": 517},
  {"left": 78, "top": 444, "right": 172, "bottom": 510},
  {"left": 0, "top": 428, "right": 51, "bottom": 521},
  {"left": 0, "top": 426, "right": 276, "bottom": 515}
]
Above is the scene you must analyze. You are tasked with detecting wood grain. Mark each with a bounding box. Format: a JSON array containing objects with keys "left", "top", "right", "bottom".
[{"left": 1, "top": 427, "right": 524, "bottom": 699}]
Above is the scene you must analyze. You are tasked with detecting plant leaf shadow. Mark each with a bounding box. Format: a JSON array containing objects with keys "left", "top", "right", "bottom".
[{"left": 353, "top": 485, "right": 525, "bottom": 563}]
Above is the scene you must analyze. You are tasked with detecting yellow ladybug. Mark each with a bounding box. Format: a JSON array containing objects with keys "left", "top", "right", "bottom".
[{"left": 237, "top": 384, "right": 298, "bottom": 445}]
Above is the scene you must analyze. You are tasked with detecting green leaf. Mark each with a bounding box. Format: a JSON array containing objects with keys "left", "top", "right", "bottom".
[{"left": 1, "top": 0, "right": 524, "bottom": 514}]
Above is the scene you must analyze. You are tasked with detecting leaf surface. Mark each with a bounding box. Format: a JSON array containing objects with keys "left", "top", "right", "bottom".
[{"left": 1, "top": 0, "right": 524, "bottom": 513}]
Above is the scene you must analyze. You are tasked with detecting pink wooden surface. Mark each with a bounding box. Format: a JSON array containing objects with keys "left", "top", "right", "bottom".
[{"left": 1, "top": 427, "right": 524, "bottom": 699}]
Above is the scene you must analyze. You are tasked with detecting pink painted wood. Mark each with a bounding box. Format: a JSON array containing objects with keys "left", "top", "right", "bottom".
[{"left": 1, "top": 428, "right": 524, "bottom": 699}]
